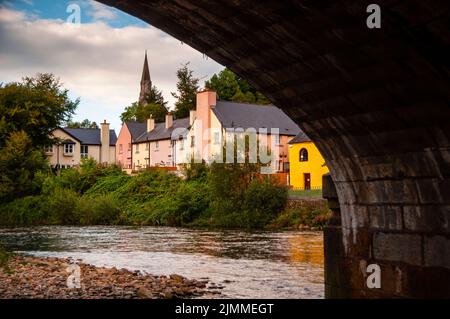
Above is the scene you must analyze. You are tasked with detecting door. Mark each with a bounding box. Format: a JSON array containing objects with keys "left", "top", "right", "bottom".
[{"left": 304, "top": 173, "right": 311, "bottom": 190}]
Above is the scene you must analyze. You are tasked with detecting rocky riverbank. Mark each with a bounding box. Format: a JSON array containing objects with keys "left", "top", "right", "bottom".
[{"left": 0, "top": 255, "right": 220, "bottom": 299}]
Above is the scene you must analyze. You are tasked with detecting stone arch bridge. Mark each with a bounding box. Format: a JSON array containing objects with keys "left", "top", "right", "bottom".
[{"left": 99, "top": 0, "right": 450, "bottom": 298}]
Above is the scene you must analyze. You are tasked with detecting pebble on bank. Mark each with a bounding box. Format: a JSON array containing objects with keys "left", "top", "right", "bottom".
[{"left": 0, "top": 255, "right": 219, "bottom": 299}]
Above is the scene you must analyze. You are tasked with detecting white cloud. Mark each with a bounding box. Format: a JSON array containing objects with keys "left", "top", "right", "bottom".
[
  {"left": 86, "top": 0, "right": 118, "bottom": 21},
  {"left": 0, "top": 7, "right": 224, "bottom": 131}
]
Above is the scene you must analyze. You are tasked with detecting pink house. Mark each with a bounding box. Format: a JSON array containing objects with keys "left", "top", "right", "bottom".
[
  {"left": 131, "top": 114, "right": 190, "bottom": 170},
  {"left": 115, "top": 121, "right": 146, "bottom": 169}
]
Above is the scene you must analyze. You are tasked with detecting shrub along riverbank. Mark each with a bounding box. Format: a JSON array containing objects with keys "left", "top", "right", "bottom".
[{"left": 0, "top": 159, "right": 330, "bottom": 229}]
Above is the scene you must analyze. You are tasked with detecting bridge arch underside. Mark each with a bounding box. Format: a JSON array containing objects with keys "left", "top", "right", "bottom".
[{"left": 100, "top": 1, "right": 450, "bottom": 297}]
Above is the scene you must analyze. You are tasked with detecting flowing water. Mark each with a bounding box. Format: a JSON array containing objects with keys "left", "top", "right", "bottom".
[{"left": 0, "top": 226, "right": 324, "bottom": 298}]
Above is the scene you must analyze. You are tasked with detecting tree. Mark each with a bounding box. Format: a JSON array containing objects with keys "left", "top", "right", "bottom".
[
  {"left": 0, "top": 73, "right": 79, "bottom": 148},
  {"left": 205, "top": 69, "right": 240, "bottom": 101},
  {"left": 0, "top": 130, "right": 48, "bottom": 202},
  {"left": 172, "top": 63, "right": 200, "bottom": 119},
  {"left": 66, "top": 119, "right": 99, "bottom": 129},
  {"left": 120, "top": 102, "right": 167, "bottom": 123},
  {"left": 205, "top": 68, "right": 271, "bottom": 105},
  {"left": 120, "top": 85, "right": 167, "bottom": 123}
]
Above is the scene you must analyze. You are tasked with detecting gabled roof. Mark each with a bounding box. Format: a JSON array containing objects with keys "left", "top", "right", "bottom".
[
  {"left": 288, "top": 130, "right": 311, "bottom": 144},
  {"left": 60, "top": 128, "right": 117, "bottom": 146},
  {"left": 125, "top": 121, "right": 147, "bottom": 142},
  {"left": 134, "top": 118, "right": 190, "bottom": 143},
  {"left": 211, "top": 101, "right": 300, "bottom": 136}
]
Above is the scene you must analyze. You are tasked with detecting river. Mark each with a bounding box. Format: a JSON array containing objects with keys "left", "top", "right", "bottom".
[{"left": 0, "top": 226, "right": 324, "bottom": 298}]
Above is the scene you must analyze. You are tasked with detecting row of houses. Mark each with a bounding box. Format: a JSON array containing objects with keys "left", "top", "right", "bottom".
[
  {"left": 45, "top": 53, "right": 328, "bottom": 189},
  {"left": 45, "top": 90, "right": 328, "bottom": 189}
]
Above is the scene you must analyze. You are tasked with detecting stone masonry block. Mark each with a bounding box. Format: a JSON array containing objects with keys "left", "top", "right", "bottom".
[{"left": 373, "top": 232, "right": 422, "bottom": 266}]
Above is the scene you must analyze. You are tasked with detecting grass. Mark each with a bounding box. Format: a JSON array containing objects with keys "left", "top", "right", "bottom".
[{"left": 288, "top": 189, "right": 323, "bottom": 198}]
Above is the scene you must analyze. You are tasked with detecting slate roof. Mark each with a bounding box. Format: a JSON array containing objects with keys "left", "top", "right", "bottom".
[
  {"left": 125, "top": 121, "right": 147, "bottom": 142},
  {"left": 61, "top": 128, "right": 117, "bottom": 146},
  {"left": 134, "top": 118, "right": 190, "bottom": 143},
  {"left": 211, "top": 101, "right": 300, "bottom": 136},
  {"left": 288, "top": 130, "right": 311, "bottom": 144}
]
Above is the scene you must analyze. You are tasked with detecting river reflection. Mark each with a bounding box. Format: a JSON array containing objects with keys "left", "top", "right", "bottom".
[{"left": 0, "top": 226, "right": 324, "bottom": 298}]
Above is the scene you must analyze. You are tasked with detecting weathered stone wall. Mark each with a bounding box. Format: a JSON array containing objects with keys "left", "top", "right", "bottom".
[{"left": 99, "top": 0, "right": 450, "bottom": 298}]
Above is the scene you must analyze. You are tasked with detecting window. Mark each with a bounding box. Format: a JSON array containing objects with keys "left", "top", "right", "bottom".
[
  {"left": 64, "top": 143, "right": 74, "bottom": 155},
  {"left": 299, "top": 148, "right": 308, "bottom": 162},
  {"left": 274, "top": 134, "right": 281, "bottom": 146},
  {"left": 179, "top": 138, "right": 185, "bottom": 150},
  {"left": 155, "top": 141, "right": 159, "bottom": 149},
  {"left": 119, "top": 144, "right": 123, "bottom": 154},
  {"left": 81, "top": 145, "right": 89, "bottom": 158},
  {"left": 44, "top": 145, "right": 53, "bottom": 153},
  {"left": 136, "top": 143, "right": 140, "bottom": 154},
  {"left": 214, "top": 132, "right": 220, "bottom": 145},
  {"left": 277, "top": 160, "right": 283, "bottom": 172},
  {"left": 191, "top": 136, "right": 195, "bottom": 147}
]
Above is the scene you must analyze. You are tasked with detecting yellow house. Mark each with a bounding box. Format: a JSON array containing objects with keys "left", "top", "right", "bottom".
[{"left": 288, "top": 132, "right": 328, "bottom": 189}]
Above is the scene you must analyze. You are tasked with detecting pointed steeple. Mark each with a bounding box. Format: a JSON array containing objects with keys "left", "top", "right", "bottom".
[{"left": 139, "top": 50, "right": 152, "bottom": 106}]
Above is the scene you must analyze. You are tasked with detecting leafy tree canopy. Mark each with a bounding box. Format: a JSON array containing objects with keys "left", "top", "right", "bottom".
[
  {"left": 171, "top": 63, "right": 200, "bottom": 119},
  {"left": 0, "top": 73, "right": 79, "bottom": 148},
  {"left": 66, "top": 119, "right": 99, "bottom": 129},
  {"left": 120, "top": 102, "right": 167, "bottom": 123},
  {"left": 120, "top": 85, "right": 167, "bottom": 123},
  {"left": 0, "top": 130, "right": 48, "bottom": 202},
  {"left": 205, "top": 68, "right": 271, "bottom": 105}
]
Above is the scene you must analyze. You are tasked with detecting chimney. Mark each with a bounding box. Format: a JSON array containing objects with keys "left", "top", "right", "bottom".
[
  {"left": 165, "top": 112, "right": 173, "bottom": 129},
  {"left": 100, "top": 120, "right": 110, "bottom": 164},
  {"left": 196, "top": 89, "right": 217, "bottom": 113},
  {"left": 189, "top": 110, "right": 196, "bottom": 126},
  {"left": 147, "top": 116, "right": 155, "bottom": 132}
]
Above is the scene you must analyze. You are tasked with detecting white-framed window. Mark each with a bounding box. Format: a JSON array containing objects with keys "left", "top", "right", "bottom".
[
  {"left": 274, "top": 134, "right": 281, "bottom": 146},
  {"left": 214, "top": 132, "right": 220, "bottom": 145},
  {"left": 64, "top": 144, "right": 74, "bottom": 155},
  {"left": 136, "top": 143, "right": 140, "bottom": 154},
  {"left": 45, "top": 145, "right": 53, "bottom": 153},
  {"left": 81, "top": 145, "right": 89, "bottom": 158}
]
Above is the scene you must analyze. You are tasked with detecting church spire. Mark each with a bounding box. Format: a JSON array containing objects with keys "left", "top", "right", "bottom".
[{"left": 139, "top": 51, "right": 152, "bottom": 106}]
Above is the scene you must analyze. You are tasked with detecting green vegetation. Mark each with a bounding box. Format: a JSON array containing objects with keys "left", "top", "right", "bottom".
[
  {"left": 0, "top": 73, "right": 77, "bottom": 203},
  {"left": 269, "top": 206, "right": 331, "bottom": 230},
  {"left": 65, "top": 119, "right": 99, "bottom": 129},
  {"left": 288, "top": 189, "right": 323, "bottom": 198},
  {"left": 205, "top": 68, "right": 271, "bottom": 105},
  {"left": 0, "top": 158, "right": 329, "bottom": 229},
  {"left": 120, "top": 85, "right": 168, "bottom": 123},
  {"left": 171, "top": 62, "right": 200, "bottom": 119}
]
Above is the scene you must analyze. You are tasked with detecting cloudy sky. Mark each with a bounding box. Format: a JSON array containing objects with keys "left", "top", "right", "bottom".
[{"left": 0, "top": 0, "right": 224, "bottom": 130}]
